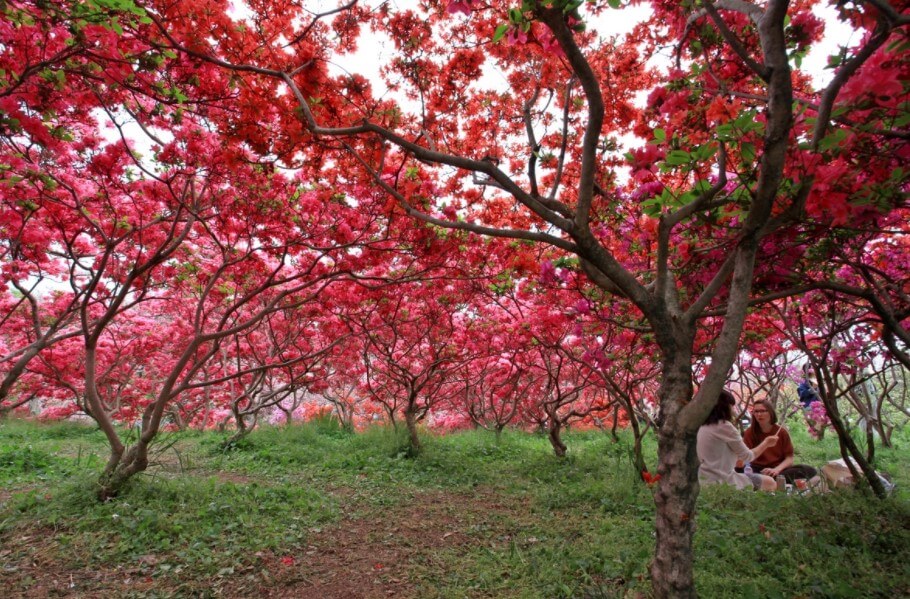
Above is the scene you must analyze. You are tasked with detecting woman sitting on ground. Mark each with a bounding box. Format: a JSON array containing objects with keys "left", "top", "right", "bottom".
[
  {"left": 743, "top": 399, "right": 817, "bottom": 484},
  {"left": 698, "top": 389, "right": 779, "bottom": 491}
]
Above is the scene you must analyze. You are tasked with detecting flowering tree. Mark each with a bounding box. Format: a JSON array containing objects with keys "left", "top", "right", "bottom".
[
  {"left": 131, "top": 0, "right": 907, "bottom": 593},
  {"left": 526, "top": 330, "right": 602, "bottom": 456},
  {"left": 215, "top": 306, "right": 346, "bottom": 445},
  {"left": 5, "top": 0, "right": 908, "bottom": 594},
  {"left": 802, "top": 208, "right": 910, "bottom": 369},
  {"left": 580, "top": 320, "right": 661, "bottom": 475},
  {"left": 461, "top": 350, "right": 541, "bottom": 437},
  {"left": 771, "top": 293, "right": 893, "bottom": 496},
  {"left": 344, "top": 285, "right": 471, "bottom": 455},
  {"left": 0, "top": 289, "right": 82, "bottom": 417},
  {"left": 315, "top": 338, "right": 376, "bottom": 431}
]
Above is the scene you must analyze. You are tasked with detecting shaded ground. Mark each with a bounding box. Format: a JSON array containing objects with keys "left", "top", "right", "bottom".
[
  {"left": 0, "top": 484, "right": 530, "bottom": 598},
  {"left": 262, "top": 486, "right": 515, "bottom": 599}
]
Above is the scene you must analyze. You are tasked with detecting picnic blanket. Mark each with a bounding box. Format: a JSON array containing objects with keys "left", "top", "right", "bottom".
[{"left": 821, "top": 458, "right": 895, "bottom": 493}]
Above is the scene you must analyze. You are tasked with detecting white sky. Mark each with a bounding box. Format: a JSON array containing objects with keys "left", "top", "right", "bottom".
[
  {"left": 100, "top": 1, "right": 857, "bottom": 171},
  {"left": 315, "top": 1, "right": 857, "bottom": 194},
  {"left": 327, "top": 1, "right": 854, "bottom": 98}
]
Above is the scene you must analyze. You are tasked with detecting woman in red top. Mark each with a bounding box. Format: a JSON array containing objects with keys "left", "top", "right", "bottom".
[{"left": 743, "top": 400, "right": 817, "bottom": 483}]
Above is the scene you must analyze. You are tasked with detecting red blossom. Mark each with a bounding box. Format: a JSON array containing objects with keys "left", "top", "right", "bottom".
[
  {"left": 642, "top": 470, "right": 661, "bottom": 486},
  {"left": 446, "top": 0, "right": 474, "bottom": 16}
]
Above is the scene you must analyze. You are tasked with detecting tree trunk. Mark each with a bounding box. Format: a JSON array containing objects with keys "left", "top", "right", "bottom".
[
  {"left": 610, "top": 405, "right": 620, "bottom": 442},
  {"left": 547, "top": 418, "right": 567, "bottom": 457},
  {"left": 97, "top": 442, "right": 149, "bottom": 501},
  {"left": 223, "top": 412, "right": 253, "bottom": 448},
  {"left": 339, "top": 403, "right": 355, "bottom": 432},
  {"left": 169, "top": 408, "right": 187, "bottom": 431},
  {"left": 201, "top": 396, "right": 211, "bottom": 430},
  {"left": 628, "top": 409, "right": 648, "bottom": 477},
  {"left": 824, "top": 393, "right": 887, "bottom": 498},
  {"left": 652, "top": 425, "right": 700, "bottom": 599},
  {"left": 647, "top": 340, "right": 703, "bottom": 599},
  {"left": 880, "top": 423, "right": 893, "bottom": 449},
  {"left": 865, "top": 419, "right": 875, "bottom": 465},
  {"left": 874, "top": 400, "right": 892, "bottom": 448},
  {"left": 404, "top": 407, "right": 421, "bottom": 456}
]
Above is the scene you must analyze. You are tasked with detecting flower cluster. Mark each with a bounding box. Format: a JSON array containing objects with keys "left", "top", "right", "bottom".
[{"left": 805, "top": 400, "right": 830, "bottom": 439}]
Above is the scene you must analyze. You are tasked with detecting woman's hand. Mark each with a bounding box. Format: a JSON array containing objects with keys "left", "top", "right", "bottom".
[{"left": 762, "top": 467, "right": 781, "bottom": 477}]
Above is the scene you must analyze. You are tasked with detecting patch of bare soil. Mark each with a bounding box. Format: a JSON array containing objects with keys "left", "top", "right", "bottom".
[
  {"left": 0, "top": 526, "right": 155, "bottom": 598},
  {"left": 240, "top": 486, "right": 525, "bottom": 599},
  {"left": 0, "top": 486, "right": 529, "bottom": 599}
]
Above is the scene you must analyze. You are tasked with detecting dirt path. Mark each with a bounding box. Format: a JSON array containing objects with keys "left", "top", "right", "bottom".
[
  {"left": 258, "top": 486, "right": 520, "bottom": 599},
  {"left": 0, "top": 485, "right": 529, "bottom": 598}
]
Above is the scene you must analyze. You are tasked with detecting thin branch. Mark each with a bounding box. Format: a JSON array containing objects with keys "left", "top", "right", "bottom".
[
  {"left": 701, "top": 0, "right": 770, "bottom": 80},
  {"left": 341, "top": 141, "right": 580, "bottom": 252},
  {"left": 812, "top": 19, "right": 893, "bottom": 149},
  {"left": 286, "top": 0, "right": 359, "bottom": 47}
]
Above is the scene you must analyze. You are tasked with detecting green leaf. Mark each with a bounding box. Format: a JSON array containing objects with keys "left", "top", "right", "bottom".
[
  {"left": 640, "top": 197, "right": 661, "bottom": 217},
  {"left": 734, "top": 111, "right": 761, "bottom": 133},
  {"left": 665, "top": 150, "right": 691, "bottom": 166},
  {"left": 694, "top": 143, "right": 718, "bottom": 161},
  {"left": 493, "top": 24, "right": 509, "bottom": 43},
  {"left": 740, "top": 142, "right": 756, "bottom": 164},
  {"left": 693, "top": 179, "right": 712, "bottom": 193},
  {"left": 818, "top": 129, "right": 847, "bottom": 152},
  {"left": 653, "top": 128, "right": 666, "bottom": 143}
]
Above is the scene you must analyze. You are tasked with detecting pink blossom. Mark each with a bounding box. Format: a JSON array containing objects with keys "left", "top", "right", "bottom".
[
  {"left": 539, "top": 260, "right": 559, "bottom": 285},
  {"left": 572, "top": 298, "right": 592, "bottom": 315},
  {"left": 537, "top": 28, "right": 565, "bottom": 57},
  {"left": 446, "top": 0, "right": 474, "bottom": 16},
  {"left": 507, "top": 26, "right": 529, "bottom": 46},
  {"left": 631, "top": 181, "right": 664, "bottom": 202}
]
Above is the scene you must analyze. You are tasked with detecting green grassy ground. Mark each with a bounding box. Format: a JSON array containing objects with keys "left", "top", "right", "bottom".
[{"left": 1, "top": 417, "right": 908, "bottom": 598}]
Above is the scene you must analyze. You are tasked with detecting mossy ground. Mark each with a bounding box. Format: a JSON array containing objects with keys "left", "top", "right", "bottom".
[{"left": 1, "top": 417, "right": 907, "bottom": 597}]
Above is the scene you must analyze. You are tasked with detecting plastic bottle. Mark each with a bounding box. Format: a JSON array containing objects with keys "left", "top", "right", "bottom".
[
  {"left": 776, "top": 475, "right": 786, "bottom": 492},
  {"left": 744, "top": 463, "right": 753, "bottom": 475}
]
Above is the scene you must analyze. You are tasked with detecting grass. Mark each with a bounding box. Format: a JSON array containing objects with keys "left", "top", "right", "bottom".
[{"left": 1, "top": 416, "right": 908, "bottom": 597}]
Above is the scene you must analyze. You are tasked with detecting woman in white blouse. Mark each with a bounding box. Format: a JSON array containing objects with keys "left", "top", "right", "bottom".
[{"left": 697, "top": 390, "right": 779, "bottom": 491}]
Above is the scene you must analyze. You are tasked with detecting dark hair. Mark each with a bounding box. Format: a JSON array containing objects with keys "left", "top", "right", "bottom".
[
  {"left": 747, "top": 399, "right": 778, "bottom": 435},
  {"left": 703, "top": 389, "right": 736, "bottom": 425}
]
